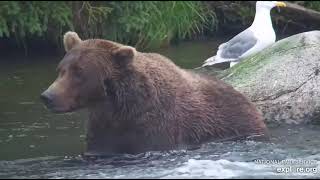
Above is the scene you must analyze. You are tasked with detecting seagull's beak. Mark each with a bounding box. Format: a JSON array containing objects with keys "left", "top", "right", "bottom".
[{"left": 275, "top": 2, "right": 287, "bottom": 7}]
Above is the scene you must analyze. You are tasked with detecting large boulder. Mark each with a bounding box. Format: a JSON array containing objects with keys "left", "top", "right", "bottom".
[{"left": 196, "top": 31, "right": 320, "bottom": 125}]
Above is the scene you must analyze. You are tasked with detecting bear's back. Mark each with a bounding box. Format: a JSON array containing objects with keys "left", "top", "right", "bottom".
[{"left": 130, "top": 51, "right": 269, "bottom": 144}]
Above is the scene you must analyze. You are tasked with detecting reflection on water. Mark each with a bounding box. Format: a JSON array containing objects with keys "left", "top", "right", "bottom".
[
  {"left": 153, "top": 39, "right": 227, "bottom": 69},
  {"left": 1, "top": 39, "right": 320, "bottom": 178},
  {"left": 0, "top": 59, "right": 87, "bottom": 161}
]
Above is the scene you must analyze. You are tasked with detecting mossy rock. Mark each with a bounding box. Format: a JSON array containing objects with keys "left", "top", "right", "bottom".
[{"left": 196, "top": 31, "right": 320, "bottom": 125}]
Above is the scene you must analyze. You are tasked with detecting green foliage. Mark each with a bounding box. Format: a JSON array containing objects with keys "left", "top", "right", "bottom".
[
  {"left": 0, "top": 1, "right": 216, "bottom": 50},
  {"left": 77, "top": 1, "right": 113, "bottom": 38},
  {"left": 1, "top": 1, "right": 320, "bottom": 52},
  {"left": 304, "top": 1, "right": 320, "bottom": 11},
  {"left": 236, "top": 5, "right": 255, "bottom": 26},
  {"left": 103, "top": 1, "right": 216, "bottom": 49},
  {"left": 0, "top": 1, "right": 72, "bottom": 44}
]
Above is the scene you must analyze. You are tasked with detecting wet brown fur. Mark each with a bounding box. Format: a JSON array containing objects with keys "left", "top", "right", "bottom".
[{"left": 43, "top": 32, "right": 270, "bottom": 155}]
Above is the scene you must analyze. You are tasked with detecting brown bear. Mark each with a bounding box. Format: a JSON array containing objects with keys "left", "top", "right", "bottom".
[{"left": 40, "top": 31, "right": 269, "bottom": 156}]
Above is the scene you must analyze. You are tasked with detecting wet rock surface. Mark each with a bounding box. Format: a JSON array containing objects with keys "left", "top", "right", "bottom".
[{"left": 196, "top": 31, "right": 320, "bottom": 125}]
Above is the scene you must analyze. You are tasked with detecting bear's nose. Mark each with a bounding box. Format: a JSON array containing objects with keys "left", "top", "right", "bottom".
[{"left": 40, "top": 91, "right": 54, "bottom": 108}]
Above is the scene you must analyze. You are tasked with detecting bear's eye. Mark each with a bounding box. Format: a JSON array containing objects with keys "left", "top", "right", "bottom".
[{"left": 72, "top": 66, "right": 84, "bottom": 81}]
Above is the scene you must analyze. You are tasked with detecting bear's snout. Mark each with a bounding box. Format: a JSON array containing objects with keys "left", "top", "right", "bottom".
[
  {"left": 40, "top": 91, "right": 55, "bottom": 109},
  {"left": 40, "top": 80, "right": 81, "bottom": 113},
  {"left": 40, "top": 90, "right": 68, "bottom": 113}
]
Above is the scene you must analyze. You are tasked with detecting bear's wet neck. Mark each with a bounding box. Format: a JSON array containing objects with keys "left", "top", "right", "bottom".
[
  {"left": 105, "top": 68, "right": 156, "bottom": 121},
  {"left": 85, "top": 71, "right": 161, "bottom": 155},
  {"left": 86, "top": 100, "right": 141, "bottom": 155}
]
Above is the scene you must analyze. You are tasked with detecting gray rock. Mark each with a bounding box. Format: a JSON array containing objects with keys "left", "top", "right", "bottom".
[{"left": 197, "top": 31, "right": 320, "bottom": 125}]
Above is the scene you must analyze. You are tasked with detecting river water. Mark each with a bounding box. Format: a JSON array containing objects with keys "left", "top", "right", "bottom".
[{"left": 1, "top": 39, "right": 320, "bottom": 179}]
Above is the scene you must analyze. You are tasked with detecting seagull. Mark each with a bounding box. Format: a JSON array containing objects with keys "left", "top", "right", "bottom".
[{"left": 202, "top": 1, "right": 286, "bottom": 68}]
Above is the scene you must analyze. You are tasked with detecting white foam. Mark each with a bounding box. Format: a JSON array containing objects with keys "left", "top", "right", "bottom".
[
  {"left": 163, "top": 158, "right": 319, "bottom": 179},
  {"left": 178, "top": 159, "right": 264, "bottom": 178}
]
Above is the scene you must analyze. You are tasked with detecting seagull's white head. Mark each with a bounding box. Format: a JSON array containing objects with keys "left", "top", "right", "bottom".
[{"left": 256, "top": 1, "right": 287, "bottom": 10}]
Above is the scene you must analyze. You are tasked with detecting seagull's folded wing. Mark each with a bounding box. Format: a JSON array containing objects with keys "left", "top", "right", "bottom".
[
  {"left": 202, "top": 29, "right": 258, "bottom": 67},
  {"left": 217, "top": 29, "right": 258, "bottom": 61}
]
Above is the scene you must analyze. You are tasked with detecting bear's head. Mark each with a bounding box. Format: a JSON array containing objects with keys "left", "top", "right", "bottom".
[{"left": 40, "top": 32, "right": 136, "bottom": 113}]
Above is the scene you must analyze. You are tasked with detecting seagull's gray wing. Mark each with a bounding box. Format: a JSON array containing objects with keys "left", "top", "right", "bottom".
[{"left": 219, "top": 29, "right": 258, "bottom": 59}]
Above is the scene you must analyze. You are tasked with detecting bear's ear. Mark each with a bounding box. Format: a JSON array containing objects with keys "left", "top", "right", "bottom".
[
  {"left": 63, "top": 31, "right": 82, "bottom": 52},
  {"left": 112, "top": 46, "right": 136, "bottom": 66}
]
